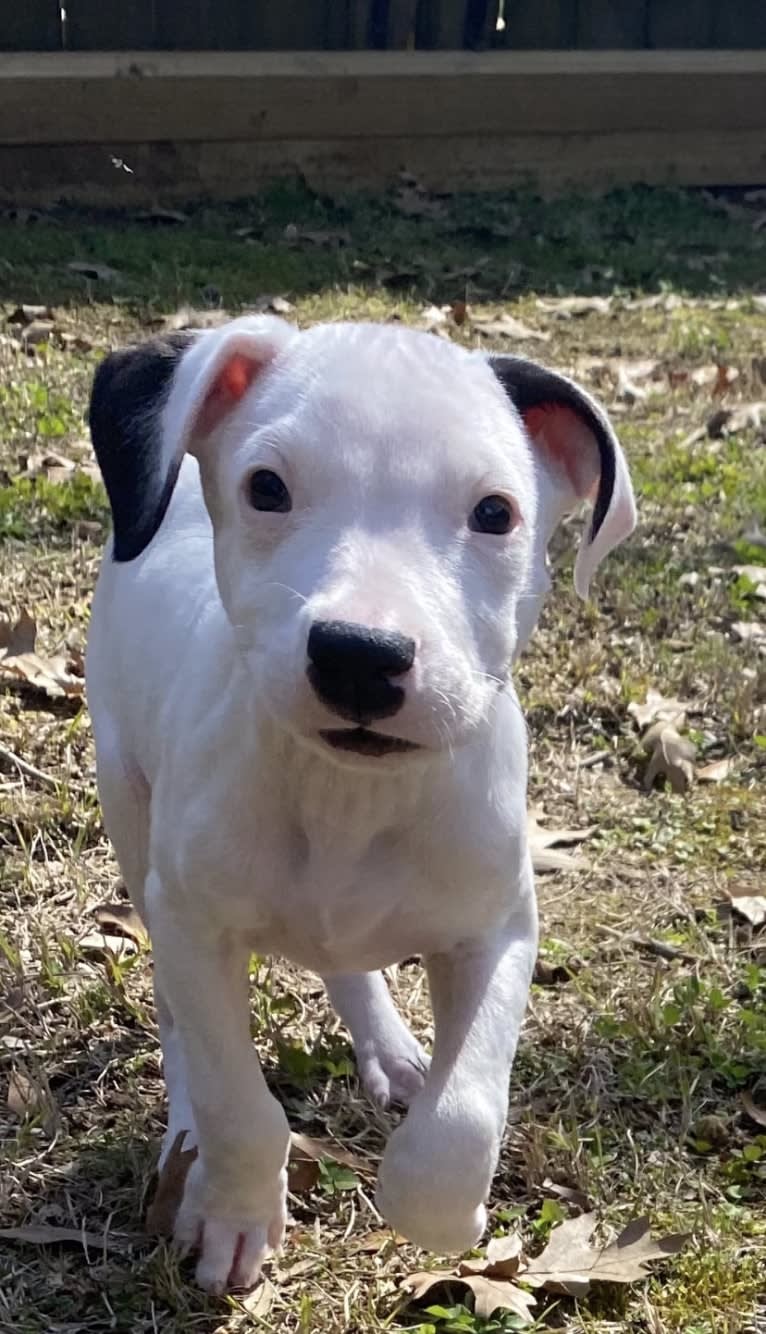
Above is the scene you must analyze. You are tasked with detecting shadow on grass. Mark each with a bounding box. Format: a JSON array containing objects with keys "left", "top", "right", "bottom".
[{"left": 1, "top": 182, "right": 765, "bottom": 312}]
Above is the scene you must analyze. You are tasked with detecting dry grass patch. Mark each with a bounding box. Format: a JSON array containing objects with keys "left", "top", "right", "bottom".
[{"left": 1, "top": 185, "right": 765, "bottom": 1334}]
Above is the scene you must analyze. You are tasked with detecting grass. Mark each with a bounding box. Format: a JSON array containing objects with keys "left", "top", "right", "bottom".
[{"left": 1, "top": 182, "right": 765, "bottom": 1334}]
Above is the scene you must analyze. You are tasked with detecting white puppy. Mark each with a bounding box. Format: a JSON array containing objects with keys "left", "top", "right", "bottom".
[{"left": 86, "top": 317, "right": 635, "bottom": 1293}]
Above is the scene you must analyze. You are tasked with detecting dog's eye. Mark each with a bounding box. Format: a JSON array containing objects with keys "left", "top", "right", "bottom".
[
  {"left": 469, "top": 494, "right": 515, "bottom": 535},
  {"left": 247, "top": 469, "right": 291, "bottom": 513}
]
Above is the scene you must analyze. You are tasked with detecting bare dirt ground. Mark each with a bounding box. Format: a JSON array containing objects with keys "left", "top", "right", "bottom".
[{"left": 1, "top": 184, "right": 764, "bottom": 1333}]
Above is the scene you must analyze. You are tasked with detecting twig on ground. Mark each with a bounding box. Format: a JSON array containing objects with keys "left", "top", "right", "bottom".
[
  {"left": 598, "top": 923, "right": 699, "bottom": 965},
  {"left": 0, "top": 741, "right": 62, "bottom": 791}
]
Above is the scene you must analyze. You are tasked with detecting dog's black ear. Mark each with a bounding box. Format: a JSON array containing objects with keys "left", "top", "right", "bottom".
[
  {"left": 489, "top": 354, "right": 636, "bottom": 597},
  {"left": 89, "top": 331, "right": 199, "bottom": 561},
  {"left": 90, "top": 316, "right": 296, "bottom": 562}
]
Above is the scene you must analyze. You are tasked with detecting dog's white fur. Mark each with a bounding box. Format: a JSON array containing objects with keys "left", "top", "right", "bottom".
[{"left": 86, "top": 317, "right": 635, "bottom": 1292}]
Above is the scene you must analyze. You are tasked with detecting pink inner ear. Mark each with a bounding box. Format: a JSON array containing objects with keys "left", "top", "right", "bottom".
[
  {"left": 523, "top": 403, "right": 599, "bottom": 500},
  {"left": 195, "top": 352, "right": 262, "bottom": 438}
]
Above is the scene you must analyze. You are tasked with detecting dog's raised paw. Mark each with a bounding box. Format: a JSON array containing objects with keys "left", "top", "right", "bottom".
[{"left": 358, "top": 1040, "right": 430, "bottom": 1109}]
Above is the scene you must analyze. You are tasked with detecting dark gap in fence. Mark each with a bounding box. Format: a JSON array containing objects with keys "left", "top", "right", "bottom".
[{"left": 2, "top": 0, "right": 766, "bottom": 51}]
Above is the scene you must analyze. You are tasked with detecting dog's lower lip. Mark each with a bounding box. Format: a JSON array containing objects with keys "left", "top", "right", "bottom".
[{"left": 320, "top": 728, "right": 419, "bottom": 757}]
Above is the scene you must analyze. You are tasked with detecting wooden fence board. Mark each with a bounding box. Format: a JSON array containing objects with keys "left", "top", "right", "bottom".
[
  {"left": 343, "top": 2, "right": 376, "bottom": 48},
  {"left": 470, "top": 1, "right": 499, "bottom": 48},
  {"left": 647, "top": 0, "right": 714, "bottom": 47},
  {"left": 712, "top": 0, "right": 766, "bottom": 48},
  {"left": 416, "top": 1, "right": 467, "bottom": 49},
  {"left": 154, "top": 0, "right": 244, "bottom": 49},
  {"left": 501, "top": 1, "right": 576, "bottom": 49},
  {"left": 577, "top": 0, "right": 647, "bottom": 48},
  {"left": 5, "top": 127, "right": 766, "bottom": 208},
  {"left": 65, "top": 0, "right": 156, "bottom": 50},
  {"left": 0, "top": 0, "right": 61, "bottom": 51},
  {"left": 3, "top": 51, "right": 765, "bottom": 144}
]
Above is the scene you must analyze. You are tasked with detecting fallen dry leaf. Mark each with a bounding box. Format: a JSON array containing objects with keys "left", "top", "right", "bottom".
[
  {"left": 238, "top": 1276, "right": 276, "bottom": 1318},
  {"left": 146, "top": 1131, "right": 198, "bottom": 1236},
  {"left": 741, "top": 1091, "right": 766, "bottom": 1128},
  {"left": 527, "top": 806, "right": 597, "bottom": 873},
  {"left": 283, "top": 224, "right": 351, "bottom": 248},
  {"left": 18, "top": 319, "right": 55, "bottom": 347},
  {"left": 134, "top": 207, "right": 188, "bottom": 225},
  {"left": 93, "top": 901, "right": 148, "bottom": 946},
  {"left": 0, "top": 1224, "right": 133, "bottom": 1251},
  {"left": 403, "top": 1215, "right": 688, "bottom": 1319},
  {"left": 159, "top": 306, "right": 231, "bottom": 332},
  {"left": 535, "top": 295, "right": 611, "bottom": 318},
  {"left": 402, "top": 1256, "right": 535, "bottom": 1324},
  {"left": 288, "top": 1131, "right": 371, "bottom": 1193},
  {"left": 346, "top": 1228, "right": 403, "bottom": 1254},
  {"left": 0, "top": 608, "right": 36, "bottom": 656},
  {"left": 0, "top": 610, "right": 85, "bottom": 700},
  {"left": 78, "top": 930, "right": 138, "bottom": 959},
  {"left": 615, "top": 364, "right": 646, "bottom": 403},
  {"left": 7, "top": 303, "right": 53, "bottom": 324},
  {"left": 7, "top": 1066, "right": 58, "bottom": 1136},
  {"left": 252, "top": 294, "right": 294, "bottom": 315},
  {"left": 67, "top": 260, "right": 120, "bottom": 282},
  {"left": 731, "top": 620, "right": 766, "bottom": 645},
  {"left": 740, "top": 518, "right": 766, "bottom": 549},
  {"left": 642, "top": 723, "right": 697, "bottom": 793},
  {"left": 707, "top": 402, "right": 765, "bottom": 438},
  {"left": 542, "top": 1179, "right": 591, "bottom": 1211},
  {"left": 697, "top": 757, "right": 735, "bottom": 783},
  {"left": 418, "top": 303, "right": 450, "bottom": 332},
  {"left": 392, "top": 185, "right": 446, "bottom": 220},
  {"left": 473, "top": 312, "right": 550, "bottom": 342},
  {"left": 451, "top": 299, "right": 468, "bottom": 327},
  {"left": 533, "top": 954, "right": 583, "bottom": 985},
  {"left": 628, "top": 689, "right": 692, "bottom": 730},
  {"left": 711, "top": 363, "right": 739, "bottom": 398},
  {"left": 523, "top": 1213, "right": 689, "bottom": 1296},
  {"left": 725, "top": 891, "right": 766, "bottom": 927},
  {"left": 733, "top": 565, "right": 766, "bottom": 599}
]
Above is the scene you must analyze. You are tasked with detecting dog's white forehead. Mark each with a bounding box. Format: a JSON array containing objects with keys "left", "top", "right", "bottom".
[{"left": 248, "top": 322, "right": 531, "bottom": 489}]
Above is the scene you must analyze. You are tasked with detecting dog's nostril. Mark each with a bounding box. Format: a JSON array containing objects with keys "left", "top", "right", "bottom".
[{"left": 307, "top": 621, "right": 415, "bottom": 678}]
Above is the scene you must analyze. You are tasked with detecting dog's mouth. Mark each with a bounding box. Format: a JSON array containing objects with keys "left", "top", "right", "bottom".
[{"left": 319, "top": 727, "right": 420, "bottom": 758}]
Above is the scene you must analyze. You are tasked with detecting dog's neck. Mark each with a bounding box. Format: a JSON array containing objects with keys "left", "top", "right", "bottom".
[{"left": 258, "top": 714, "right": 438, "bottom": 860}]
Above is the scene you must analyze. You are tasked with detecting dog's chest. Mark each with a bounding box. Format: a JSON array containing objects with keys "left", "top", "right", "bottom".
[{"left": 175, "top": 765, "right": 514, "bottom": 974}]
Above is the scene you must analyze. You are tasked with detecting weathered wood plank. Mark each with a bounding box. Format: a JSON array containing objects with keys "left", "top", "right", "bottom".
[
  {"left": 577, "top": 0, "right": 647, "bottom": 49},
  {"left": 4, "top": 128, "right": 766, "bottom": 208},
  {"left": 383, "top": 0, "right": 419, "bottom": 47},
  {"left": 712, "top": 0, "right": 766, "bottom": 48},
  {"left": 501, "top": 1, "right": 576, "bottom": 49},
  {"left": 65, "top": 0, "right": 156, "bottom": 50},
  {"left": 464, "top": 0, "right": 499, "bottom": 49},
  {"left": 0, "top": 0, "right": 61, "bottom": 51},
  {"left": 647, "top": 0, "right": 714, "bottom": 48},
  {"left": 416, "top": 1, "right": 467, "bottom": 49},
  {"left": 153, "top": 0, "right": 243, "bottom": 50},
  {"left": 2, "top": 51, "right": 764, "bottom": 146}
]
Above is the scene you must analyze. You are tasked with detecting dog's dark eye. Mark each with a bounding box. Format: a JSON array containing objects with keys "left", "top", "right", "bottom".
[
  {"left": 469, "top": 494, "right": 514, "bottom": 535},
  {"left": 247, "top": 469, "right": 291, "bottom": 513}
]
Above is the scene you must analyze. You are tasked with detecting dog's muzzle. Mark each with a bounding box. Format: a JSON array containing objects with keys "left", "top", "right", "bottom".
[{"left": 306, "top": 619, "right": 415, "bottom": 725}]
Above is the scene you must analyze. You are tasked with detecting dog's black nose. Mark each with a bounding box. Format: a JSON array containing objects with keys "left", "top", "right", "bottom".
[{"left": 307, "top": 620, "right": 415, "bottom": 723}]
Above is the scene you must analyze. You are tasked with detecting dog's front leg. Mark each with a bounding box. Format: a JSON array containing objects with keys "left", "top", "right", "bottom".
[
  {"left": 325, "top": 972, "right": 429, "bottom": 1108},
  {"left": 377, "top": 869, "right": 537, "bottom": 1255},
  {"left": 146, "top": 871, "right": 290, "bottom": 1293}
]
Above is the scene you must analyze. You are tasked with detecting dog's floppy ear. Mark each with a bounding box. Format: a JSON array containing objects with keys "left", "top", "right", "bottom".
[
  {"left": 89, "top": 316, "right": 294, "bottom": 561},
  {"left": 489, "top": 354, "right": 636, "bottom": 599}
]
